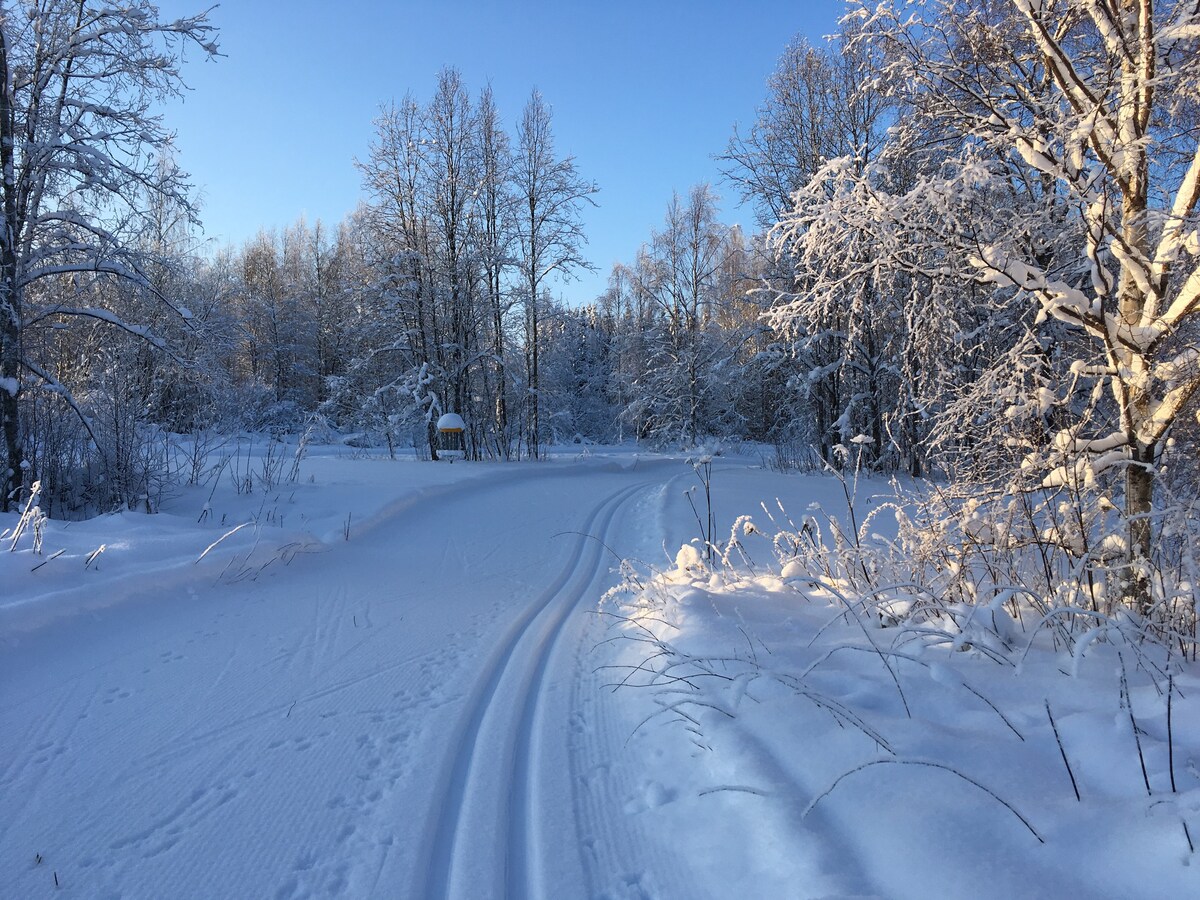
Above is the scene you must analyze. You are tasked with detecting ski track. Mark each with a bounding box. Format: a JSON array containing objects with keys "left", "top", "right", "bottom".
[
  {"left": 414, "top": 479, "right": 649, "bottom": 900},
  {"left": 566, "top": 470, "right": 710, "bottom": 900},
  {"left": 1, "top": 460, "right": 700, "bottom": 899}
]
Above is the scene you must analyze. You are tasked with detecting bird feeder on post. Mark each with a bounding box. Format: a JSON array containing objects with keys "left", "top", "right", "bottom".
[{"left": 436, "top": 413, "right": 467, "bottom": 461}]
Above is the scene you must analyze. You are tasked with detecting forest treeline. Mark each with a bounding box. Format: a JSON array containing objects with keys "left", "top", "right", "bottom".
[{"left": 0, "top": 7, "right": 822, "bottom": 517}]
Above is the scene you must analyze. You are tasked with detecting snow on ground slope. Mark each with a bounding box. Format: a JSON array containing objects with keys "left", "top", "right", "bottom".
[
  {"left": 604, "top": 463, "right": 1200, "bottom": 899},
  {"left": 0, "top": 444, "right": 708, "bottom": 899},
  {"left": 2, "top": 444, "right": 1198, "bottom": 898}
]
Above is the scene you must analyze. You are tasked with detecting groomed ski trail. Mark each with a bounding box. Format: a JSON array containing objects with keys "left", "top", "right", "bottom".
[
  {"left": 414, "top": 479, "right": 649, "bottom": 900},
  {"left": 0, "top": 459, "right": 703, "bottom": 899}
]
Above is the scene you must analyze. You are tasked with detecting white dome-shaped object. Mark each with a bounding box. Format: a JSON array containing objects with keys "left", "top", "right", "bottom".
[{"left": 436, "top": 412, "right": 466, "bottom": 432}]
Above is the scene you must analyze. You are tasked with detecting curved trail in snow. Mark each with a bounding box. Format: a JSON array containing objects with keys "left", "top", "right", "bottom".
[
  {"left": 414, "top": 479, "right": 649, "bottom": 900},
  {"left": 0, "top": 459, "right": 695, "bottom": 900}
]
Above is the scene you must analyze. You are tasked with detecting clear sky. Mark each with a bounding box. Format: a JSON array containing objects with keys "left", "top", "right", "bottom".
[{"left": 156, "top": 0, "right": 846, "bottom": 305}]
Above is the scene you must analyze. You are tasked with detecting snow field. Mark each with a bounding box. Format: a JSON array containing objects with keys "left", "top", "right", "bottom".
[
  {"left": 1, "top": 444, "right": 707, "bottom": 898},
  {"left": 603, "top": 464, "right": 1200, "bottom": 899}
]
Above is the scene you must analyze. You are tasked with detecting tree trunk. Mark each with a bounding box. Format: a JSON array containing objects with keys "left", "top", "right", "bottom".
[
  {"left": 1123, "top": 446, "right": 1155, "bottom": 614},
  {"left": 428, "top": 419, "right": 440, "bottom": 462},
  {"left": 1114, "top": 0, "right": 1154, "bottom": 615},
  {"left": 0, "top": 312, "right": 20, "bottom": 512},
  {"left": 529, "top": 294, "right": 540, "bottom": 460},
  {"left": 0, "top": 25, "right": 24, "bottom": 511}
]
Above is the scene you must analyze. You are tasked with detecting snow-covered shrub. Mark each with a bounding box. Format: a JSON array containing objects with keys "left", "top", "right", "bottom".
[
  {"left": 765, "top": 429, "right": 823, "bottom": 474},
  {"left": 20, "top": 370, "right": 177, "bottom": 518},
  {"left": 762, "top": 468, "right": 1199, "bottom": 659},
  {"left": 320, "top": 359, "right": 445, "bottom": 460}
]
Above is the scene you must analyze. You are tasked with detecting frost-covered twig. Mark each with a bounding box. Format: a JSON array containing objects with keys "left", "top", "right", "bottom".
[
  {"left": 803, "top": 758, "right": 1045, "bottom": 844},
  {"left": 84, "top": 545, "right": 106, "bottom": 570},
  {"left": 30, "top": 549, "right": 65, "bottom": 572},
  {"left": 8, "top": 481, "right": 43, "bottom": 552},
  {"left": 788, "top": 574, "right": 912, "bottom": 717},
  {"left": 195, "top": 521, "right": 252, "bottom": 565}
]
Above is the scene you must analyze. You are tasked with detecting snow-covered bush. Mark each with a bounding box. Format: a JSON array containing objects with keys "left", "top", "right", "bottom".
[{"left": 602, "top": 503, "right": 1200, "bottom": 896}]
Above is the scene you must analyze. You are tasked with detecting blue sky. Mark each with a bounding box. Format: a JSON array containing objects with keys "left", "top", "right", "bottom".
[{"left": 157, "top": 1, "right": 846, "bottom": 304}]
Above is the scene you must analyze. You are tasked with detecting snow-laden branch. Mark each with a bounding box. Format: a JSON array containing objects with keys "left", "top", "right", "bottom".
[
  {"left": 18, "top": 357, "right": 99, "bottom": 449},
  {"left": 1149, "top": 141, "right": 1200, "bottom": 322}
]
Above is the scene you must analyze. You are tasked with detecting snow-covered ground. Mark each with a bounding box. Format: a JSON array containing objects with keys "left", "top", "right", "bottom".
[{"left": 2, "top": 442, "right": 1198, "bottom": 898}]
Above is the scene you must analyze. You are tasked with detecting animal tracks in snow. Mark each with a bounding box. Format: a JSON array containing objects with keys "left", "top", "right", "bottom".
[{"left": 0, "top": 459, "right": 698, "bottom": 899}]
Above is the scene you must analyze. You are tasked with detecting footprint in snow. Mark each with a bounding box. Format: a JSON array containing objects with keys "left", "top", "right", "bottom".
[{"left": 623, "top": 781, "right": 676, "bottom": 814}]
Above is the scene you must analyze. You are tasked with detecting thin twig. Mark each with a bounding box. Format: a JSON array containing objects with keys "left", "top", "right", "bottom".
[
  {"left": 1045, "top": 700, "right": 1081, "bottom": 802},
  {"left": 84, "top": 545, "right": 106, "bottom": 570},
  {"left": 30, "top": 548, "right": 65, "bottom": 572},
  {"left": 1120, "top": 652, "right": 1152, "bottom": 797},
  {"left": 195, "top": 521, "right": 252, "bottom": 564},
  {"left": 803, "top": 758, "right": 1044, "bottom": 844},
  {"left": 1168, "top": 673, "right": 1177, "bottom": 793}
]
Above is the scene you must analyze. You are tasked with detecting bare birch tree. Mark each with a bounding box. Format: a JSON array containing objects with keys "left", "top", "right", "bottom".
[
  {"left": 513, "top": 90, "right": 596, "bottom": 458},
  {"left": 0, "top": 1, "right": 218, "bottom": 509}
]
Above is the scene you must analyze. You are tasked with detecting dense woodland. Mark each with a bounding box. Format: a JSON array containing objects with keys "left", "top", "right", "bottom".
[{"left": 1, "top": 1, "right": 1198, "bottom": 625}]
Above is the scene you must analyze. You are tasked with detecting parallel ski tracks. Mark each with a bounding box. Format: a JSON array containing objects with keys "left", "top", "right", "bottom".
[{"left": 414, "top": 479, "right": 648, "bottom": 900}]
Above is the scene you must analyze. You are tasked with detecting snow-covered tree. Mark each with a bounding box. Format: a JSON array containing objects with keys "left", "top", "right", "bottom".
[
  {"left": 353, "top": 73, "right": 582, "bottom": 461},
  {"left": 474, "top": 84, "right": 518, "bottom": 456},
  {"left": 354, "top": 91, "right": 453, "bottom": 458},
  {"left": 723, "top": 27, "right": 893, "bottom": 466},
  {"left": 774, "top": 0, "right": 1200, "bottom": 612},
  {"left": 0, "top": 1, "right": 218, "bottom": 509},
  {"left": 628, "top": 185, "right": 735, "bottom": 445},
  {"left": 538, "top": 301, "right": 620, "bottom": 443},
  {"left": 513, "top": 90, "right": 597, "bottom": 458},
  {"left": 721, "top": 30, "right": 889, "bottom": 230}
]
